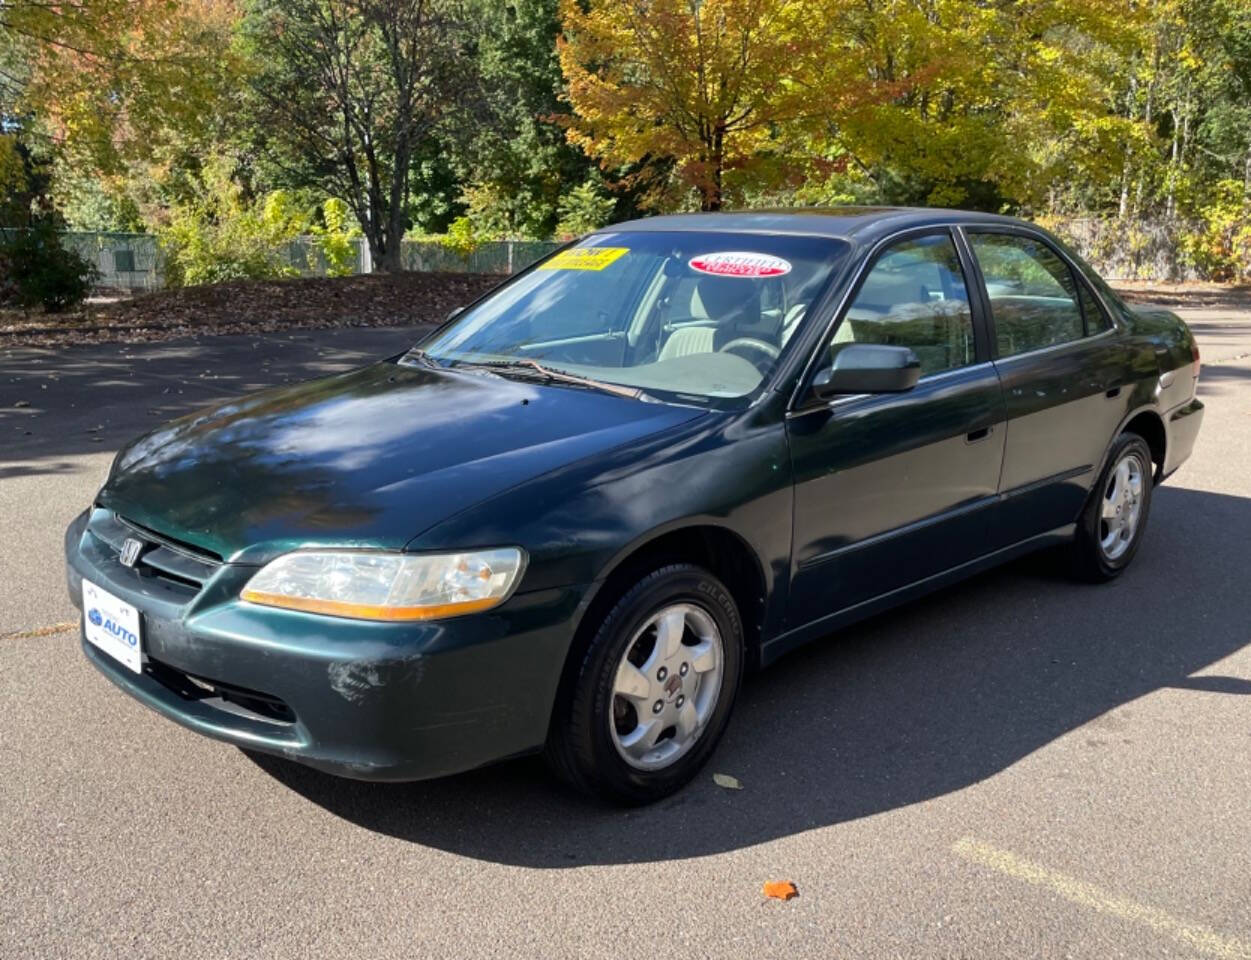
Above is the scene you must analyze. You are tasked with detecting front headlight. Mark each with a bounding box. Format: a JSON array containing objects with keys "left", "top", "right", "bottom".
[{"left": 240, "top": 548, "right": 526, "bottom": 621}]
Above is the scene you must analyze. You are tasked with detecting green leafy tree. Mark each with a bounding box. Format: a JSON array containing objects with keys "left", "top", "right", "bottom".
[
  {"left": 437, "top": 215, "right": 483, "bottom": 259},
  {"left": 241, "top": 0, "right": 469, "bottom": 271},
  {"left": 406, "top": 137, "right": 462, "bottom": 234},
  {"left": 1045, "top": 0, "right": 1251, "bottom": 276},
  {"left": 555, "top": 178, "right": 616, "bottom": 237},
  {"left": 450, "top": 0, "right": 600, "bottom": 237},
  {"left": 807, "top": 0, "right": 1144, "bottom": 210},
  {"left": 0, "top": 130, "right": 50, "bottom": 228}
]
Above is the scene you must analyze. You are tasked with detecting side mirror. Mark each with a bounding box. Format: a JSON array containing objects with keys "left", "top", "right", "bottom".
[{"left": 811, "top": 344, "right": 922, "bottom": 398}]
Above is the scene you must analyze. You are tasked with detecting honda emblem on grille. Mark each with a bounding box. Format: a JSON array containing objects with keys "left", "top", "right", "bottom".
[{"left": 119, "top": 537, "right": 144, "bottom": 568}]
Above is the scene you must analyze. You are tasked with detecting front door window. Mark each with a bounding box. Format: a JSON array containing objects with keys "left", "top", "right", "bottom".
[{"left": 830, "top": 233, "right": 975, "bottom": 377}]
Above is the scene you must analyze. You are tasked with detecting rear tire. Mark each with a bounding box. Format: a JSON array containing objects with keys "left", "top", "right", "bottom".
[
  {"left": 545, "top": 563, "right": 744, "bottom": 805},
  {"left": 1068, "top": 433, "right": 1154, "bottom": 582}
]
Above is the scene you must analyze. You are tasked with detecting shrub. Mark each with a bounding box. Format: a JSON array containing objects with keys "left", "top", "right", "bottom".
[
  {"left": 1182, "top": 181, "right": 1251, "bottom": 282},
  {"left": 555, "top": 180, "right": 616, "bottom": 239},
  {"left": 309, "top": 198, "right": 360, "bottom": 277},
  {"left": 0, "top": 218, "right": 98, "bottom": 312},
  {"left": 158, "top": 158, "right": 308, "bottom": 287},
  {"left": 438, "top": 216, "right": 482, "bottom": 259}
]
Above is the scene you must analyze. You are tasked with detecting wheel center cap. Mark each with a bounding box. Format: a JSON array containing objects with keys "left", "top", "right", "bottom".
[{"left": 663, "top": 673, "right": 682, "bottom": 700}]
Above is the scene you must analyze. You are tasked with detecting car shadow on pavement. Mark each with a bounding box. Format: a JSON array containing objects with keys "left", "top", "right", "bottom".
[
  {"left": 246, "top": 483, "right": 1251, "bottom": 867},
  {"left": 1197, "top": 362, "right": 1251, "bottom": 397},
  {"left": 0, "top": 326, "right": 426, "bottom": 463}
]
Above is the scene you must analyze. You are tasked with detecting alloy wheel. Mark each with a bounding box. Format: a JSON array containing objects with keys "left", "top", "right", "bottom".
[
  {"left": 1099, "top": 451, "right": 1145, "bottom": 561},
  {"left": 609, "top": 602, "right": 724, "bottom": 770}
]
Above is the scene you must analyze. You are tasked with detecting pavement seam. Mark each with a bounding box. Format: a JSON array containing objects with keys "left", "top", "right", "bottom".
[{"left": 1, "top": 620, "right": 76, "bottom": 641}]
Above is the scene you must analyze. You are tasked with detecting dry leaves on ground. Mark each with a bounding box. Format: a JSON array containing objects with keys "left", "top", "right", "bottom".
[
  {"left": 762, "top": 881, "right": 799, "bottom": 901},
  {"left": 0, "top": 272, "right": 504, "bottom": 349}
]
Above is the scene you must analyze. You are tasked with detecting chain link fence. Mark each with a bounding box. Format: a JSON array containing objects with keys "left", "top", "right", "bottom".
[
  {"left": 46, "top": 220, "right": 1213, "bottom": 292},
  {"left": 400, "top": 240, "right": 560, "bottom": 274},
  {"left": 15, "top": 232, "right": 166, "bottom": 294},
  {"left": 39, "top": 232, "right": 561, "bottom": 294}
]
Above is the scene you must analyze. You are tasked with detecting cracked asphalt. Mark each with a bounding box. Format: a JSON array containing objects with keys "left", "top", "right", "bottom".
[{"left": 2, "top": 304, "right": 1250, "bottom": 959}]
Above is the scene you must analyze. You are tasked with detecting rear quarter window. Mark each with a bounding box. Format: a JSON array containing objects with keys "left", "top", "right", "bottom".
[{"left": 1078, "top": 281, "right": 1113, "bottom": 334}]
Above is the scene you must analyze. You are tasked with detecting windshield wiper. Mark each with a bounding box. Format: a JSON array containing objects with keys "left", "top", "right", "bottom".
[
  {"left": 399, "top": 347, "right": 441, "bottom": 369},
  {"left": 456, "top": 358, "right": 644, "bottom": 400}
]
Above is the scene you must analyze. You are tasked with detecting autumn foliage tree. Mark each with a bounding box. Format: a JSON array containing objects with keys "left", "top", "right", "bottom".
[
  {"left": 558, "top": 0, "right": 861, "bottom": 211},
  {"left": 558, "top": 0, "right": 1145, "bottom": 212},
  {"left": 816, "top": 0, "right": 1143, "bottom": 209},
  {"left": 2, "top": 0, "right": 239, "bottom": 171}
]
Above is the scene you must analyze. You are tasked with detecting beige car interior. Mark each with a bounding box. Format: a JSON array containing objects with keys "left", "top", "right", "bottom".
[
  {"left": 656, "top": 275, "right": 790, "bottom": 362},
  {"left": 829, "top": 256, "right": 974, "bottom": 376}
]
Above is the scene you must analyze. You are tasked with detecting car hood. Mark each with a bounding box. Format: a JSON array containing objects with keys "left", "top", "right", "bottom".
[{"left": 98, "top": 361, "right": 704, "bottom": 564}]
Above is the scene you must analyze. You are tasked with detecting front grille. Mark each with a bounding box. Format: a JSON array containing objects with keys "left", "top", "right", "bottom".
[
  {"left": 145, "top": 656, "right": 296, "bottom": 725},
  {"left": 117, "top": 515, "right": 223, "bottom": 564},
  {"left": 89, "top": 511, "right": 221, "bottom": 593}
]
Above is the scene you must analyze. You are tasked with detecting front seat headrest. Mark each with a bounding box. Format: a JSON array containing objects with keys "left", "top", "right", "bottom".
[{"left": 695, "top": 276, "right": 760, "bottom": 327}]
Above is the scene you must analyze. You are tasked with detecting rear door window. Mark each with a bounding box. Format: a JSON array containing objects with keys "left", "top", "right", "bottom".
[{"left": 967, "top": 233, "right": 1084, "bottom": 357}]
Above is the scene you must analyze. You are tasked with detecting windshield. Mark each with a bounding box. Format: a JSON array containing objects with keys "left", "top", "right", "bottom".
[{"left": 416, "top": 231, "right": 849, "bottom": 403}]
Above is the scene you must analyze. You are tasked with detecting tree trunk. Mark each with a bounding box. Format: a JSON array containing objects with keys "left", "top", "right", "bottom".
[
  {"left": 1134, "top": 44, "right": 1160, "bottom": 217},
  {"left": 702, "top": 124, "right": 725, "bottom": 212},
  {"left": 1166, "top": 104, "right": 1181, "bottom": 220},
  {"left": 1118, "top": 75, "right": 1137, "bottom": 219},
  {"left": 364, "top": 230, "right": 384, "bottom": 274},
  {"left": 359, "top": 177, "right": 391, "bottom": 272},
  {"left": 1118, "top": 162, "right": 1130, "bottom": 219},
  {"left": 379, "top": 208, "right": 406, "bottom": 272}
]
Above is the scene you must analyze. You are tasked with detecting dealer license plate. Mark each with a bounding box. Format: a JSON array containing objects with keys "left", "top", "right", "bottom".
[{"left": 82, "top": 579, "right": 143, "bottom": 674}]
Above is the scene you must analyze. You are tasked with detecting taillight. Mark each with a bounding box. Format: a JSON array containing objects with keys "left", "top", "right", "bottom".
[{"left": 1192, "top": 341, "right": 1200, "bottom": 380}]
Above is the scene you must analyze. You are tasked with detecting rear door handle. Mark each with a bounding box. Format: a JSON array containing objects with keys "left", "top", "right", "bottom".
[
  {"left": 966, "top": 426, "right": 993, "bottom": 443},
  {"left": 1105, "top": 386, "right": 1121, "bottom": 399}
]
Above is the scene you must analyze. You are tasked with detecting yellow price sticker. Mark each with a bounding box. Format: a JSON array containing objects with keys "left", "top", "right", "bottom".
[{"left": 539, "top": 247, "right": 629, "bottom": 271}]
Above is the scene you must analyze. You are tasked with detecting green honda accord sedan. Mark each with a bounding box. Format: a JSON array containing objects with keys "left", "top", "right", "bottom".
[{"left": 65, "top": 207, "right": 1204, "bottom": 803}]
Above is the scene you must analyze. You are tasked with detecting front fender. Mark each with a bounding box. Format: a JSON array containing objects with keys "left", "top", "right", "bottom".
[{"left": 409, "top": 404, "right": 794, "bottom": 644}]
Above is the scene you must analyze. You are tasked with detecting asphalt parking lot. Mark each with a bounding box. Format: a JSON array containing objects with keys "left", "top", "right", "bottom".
[{"left": 2, "top": 305, "right": 1250, "bottom": 959}]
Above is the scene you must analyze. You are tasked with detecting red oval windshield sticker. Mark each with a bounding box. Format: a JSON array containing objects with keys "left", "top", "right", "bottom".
[{"left": 689, "top": 252, "right": 791, "bottom": 278}]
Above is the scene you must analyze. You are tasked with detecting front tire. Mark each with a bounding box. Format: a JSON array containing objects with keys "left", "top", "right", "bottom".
[
  {"left": 1068, "top": 433, "right": 1154, "bottom": 582},
  {"left": 546, "top": 564, "right": 744, "bottom": 804}
]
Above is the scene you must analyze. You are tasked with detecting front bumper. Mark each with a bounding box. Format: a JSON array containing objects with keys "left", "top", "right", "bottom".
[{"left": 65, "top": 509, "right": 587, "bottom": 781}]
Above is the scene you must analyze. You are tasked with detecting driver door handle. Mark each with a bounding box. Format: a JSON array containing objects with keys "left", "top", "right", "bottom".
[{"left": 966, "top": 426, "right": 993, "bottom": 443}]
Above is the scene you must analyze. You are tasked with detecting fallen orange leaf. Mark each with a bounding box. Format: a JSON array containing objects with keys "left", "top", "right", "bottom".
[{"left": 762, "top": 881, "right": 798, "bottom": 901}]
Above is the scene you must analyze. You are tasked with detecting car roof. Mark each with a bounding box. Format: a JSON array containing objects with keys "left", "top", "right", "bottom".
[{"left": 596, "top": 206, "right": 1028, "bottom": 243}]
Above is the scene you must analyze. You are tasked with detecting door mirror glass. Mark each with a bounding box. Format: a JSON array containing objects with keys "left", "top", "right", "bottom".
[{"left": 812, "top": 344, "right": 922, "bottom": 397}]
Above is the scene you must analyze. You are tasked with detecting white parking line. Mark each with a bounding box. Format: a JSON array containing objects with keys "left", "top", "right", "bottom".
[{"left": 953, "top": 837, "right": 1251, "bottom": 959}]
